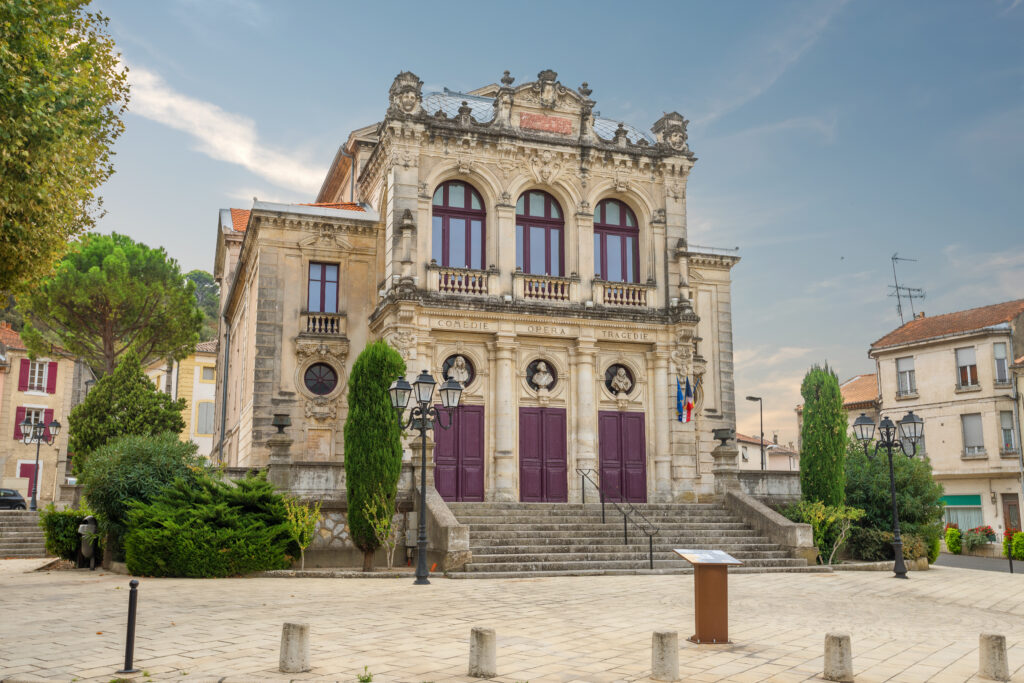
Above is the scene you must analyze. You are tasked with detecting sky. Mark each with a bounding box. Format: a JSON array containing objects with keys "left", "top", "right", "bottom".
[{"left": 90, "top": 0, "right": 1024, "bottom": 446}]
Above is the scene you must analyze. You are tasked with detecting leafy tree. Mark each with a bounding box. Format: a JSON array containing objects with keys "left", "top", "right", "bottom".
[
  {"left": 284, "top": 497, "right": 322, "bottom": 570},
  {"left": 0, "top": 0, "right": 129, "bottom": 291},
  {"left": 343, "top": 340, "right": 405, "bottom": 571},
  {"left": 799, "top": 364, "right": 847, "bottom": 506},
  {"left": 78, "top": 431, "right": 202, "bottom": 559},
  {"left": 18, "top": 232, "right": 203, "bottom": 375},
  {"left": 186, "top": 270, "right": 220, "bottom": 341},
  {"left": 68, "top": 350, "right": 186, "bottom": 470}
]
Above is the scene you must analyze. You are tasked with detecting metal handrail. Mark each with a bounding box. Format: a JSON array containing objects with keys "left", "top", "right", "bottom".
[{"left": 576, "top": 468, "right": 660, "bottom": 570}]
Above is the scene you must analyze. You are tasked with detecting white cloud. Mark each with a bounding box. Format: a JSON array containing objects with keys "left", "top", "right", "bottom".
[
  {"left": 717, "top": 114, "right": 839, "bottom": 145},
  {"left": 734, "top": 346, "right": 813, "bottom": 370},
  {"left": 127, "top": 65, "right": 323, "bottom": 194},
  {"left": 938, "top": 244, "right": 1024, "bottom": 305}
]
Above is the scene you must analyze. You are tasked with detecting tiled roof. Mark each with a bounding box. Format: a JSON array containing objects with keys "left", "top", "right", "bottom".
[
  {"left": 840, "top": 373, "right": 878, "bottom": 408},
  {"left": 1015, "top": 355, "right": 1024, "bottom": 367},
  {"left": 297, "top": 202, "right": 365, "bottom": 211},
  {"left": 0, "top": 321, "right": 25, "bottom": 350},
  {"left": 871, "top": 299, "right": 1024, "bottom": 350},
  {"left": 195, "top": 340, "right": 218, "bottom": 354},
  {"left": 735, "top": 432, "right": 796, "bottom": 454},
  {"left": 229, "top": 208, "right": 251, "bottom": 232}
]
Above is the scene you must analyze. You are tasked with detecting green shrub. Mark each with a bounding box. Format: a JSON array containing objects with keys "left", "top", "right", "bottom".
[
  {"left": 927, "top": 535, "right": 941, "bottom": 564},
  {"left": 781, "top": 500, "right": 864, "bottom": 564},
  {"left": 39, "top": 504, "right": 92, "bottom": 561},
  {"left": 124, "top": 473, "right": 293, "bottom": 577},
  {"left": 79, "top": 432, "right": 203, "bottom": 560},
  {"left": 846, "top": 527, "right": 928, "bottom": 561},
  {"left": 343, "top": 339, "right": 405, "bottom": 571},
  {"left": 1014, "top": 532, "right": 1024, "bottom": 561},
  {"left": 798, "top": 365, "right": 847, "bottom": 506},
  {"left": 1003, "top": 530, "right": 1023, "bottom": 560},
  {"left": 945, "top": 527, "right": 962, "bottom": 554},
  {"left": 962, "top": 530, "right": 989, "bottom": 553}
]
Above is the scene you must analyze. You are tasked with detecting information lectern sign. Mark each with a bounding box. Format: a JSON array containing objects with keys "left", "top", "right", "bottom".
[{"left": 674, "top": 548, "right": 743, "bottom": 644}]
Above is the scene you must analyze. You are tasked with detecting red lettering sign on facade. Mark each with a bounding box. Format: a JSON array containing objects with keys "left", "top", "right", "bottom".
[{"left": 519, "top": 113, "right": 573, "bottom": 135}]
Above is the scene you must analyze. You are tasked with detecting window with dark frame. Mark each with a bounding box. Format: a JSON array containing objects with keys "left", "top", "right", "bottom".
[
  {"left": 593, "top": 199, "right": 639, "bottom": 283},
  {"left": 956, "top": 347, "right": 978, "bottom": 387},
  {"left": 515, "top": 190, "right": 564, "bottom": 277},
  {"left": 303, "top": 363, "right": 337, "bottom": 396},
  {"left": 431, "top": 181, "right": 486, "bottom": 270},
  {"left": 307, "top": 263, "right": 339, "bottom": 313}
]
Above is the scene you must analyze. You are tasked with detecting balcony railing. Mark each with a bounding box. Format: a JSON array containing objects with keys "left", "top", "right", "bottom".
[
  {"left": 513, "top": 272, "right": 577, "bottom": 302},
  {"left": 593, "top": 279, "right": 656, "bottom": 307},
  {"left": 427, "top": 265, "right": 496, "bottom": 296},
  {"left": 301, "top": 311, "right": 347, "bottom": 337}
]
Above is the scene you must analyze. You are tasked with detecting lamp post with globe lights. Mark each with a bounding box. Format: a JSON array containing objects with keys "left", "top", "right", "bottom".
[
  {"left": 388, "top": 370, "right": 462, "bottom": 585},
  {"left": 852, "top": 410, "right": 925, "bottom": 578},
  {"left": 19, "top": 417, "right": 61, "bottom": 511}
]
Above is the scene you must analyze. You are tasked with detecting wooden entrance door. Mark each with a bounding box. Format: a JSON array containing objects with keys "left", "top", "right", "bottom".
[
  {"left": 17, "top": 462, "right": 37, "bottom": 501},
  {"left": 433, "top": 405, "right": 485, "bottom": 502},
  {"left": 518, "top": 407, "right": 568, "bottom": 502},
  {"left": 598, "top": 411, "right": 647, "bottom": 503},
  {"left": 1004, "top": 493, "right": 1022, "bottom": 532}
]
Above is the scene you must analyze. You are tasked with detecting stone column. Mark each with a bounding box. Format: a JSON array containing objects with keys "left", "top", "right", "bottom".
[
  {"left": 491, "top": 334, "right": 517, "bottom": 501},
  {"left": 650, "top": 347, "right": 672, "bottom": 502},
  {"left": 266, "top": 429, "right": 293, "bottom": 492},
  {"left": 711, "top": 434, "right": 740, "bottom": 498},
  {"left": 575, "top": 340, "right": 598, "bottom": 489}
]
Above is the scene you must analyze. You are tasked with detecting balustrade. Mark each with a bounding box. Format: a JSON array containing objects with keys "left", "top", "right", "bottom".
[
  {"left": 594, "top": 280, "right": 655, "bottom": 307},
  {"left": 427, "top": 265, "right": 495, "bottom": 296},
  {"left": 301, "top": 311, "right": 346, "bottom": 336}
]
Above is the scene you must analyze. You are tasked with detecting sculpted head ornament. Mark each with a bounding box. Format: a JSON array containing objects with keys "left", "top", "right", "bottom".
[{"left": 388, "top": 71, "right": 423, "bottom": 116}]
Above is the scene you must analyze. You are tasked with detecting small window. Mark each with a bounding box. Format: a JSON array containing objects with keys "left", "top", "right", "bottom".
[
  {"left": 308, "top": 262, "right": 339, "bottom": 314},
  {"left": 896, "top": 357, "right": 916, "bottom": 395},
  {"left": 956, "top": 347, "right": 978, "bottom": 387},
  {"left": 994, "top": 343, "right": 1009, "bottom": 383},
  {"left": 1001, "top": 411, "right": 1017, "bottom": 452},
  {"left": 27, "top": 361, "right": 46, "bottom": 392},
  {"left": 961, "top": 413, "right": 984, "bottom": 455},
  {"left": 593, "top": 199, "right": 639, "bottom": 283},
  {"left": 196, "top": 402, "right": 215, "bottom": 436},
  {"left": 201, "top": 366, "right": 215, "bottom": 382},
  {"left": 304, "top": 363, "right": 337, "bottom": 396}
]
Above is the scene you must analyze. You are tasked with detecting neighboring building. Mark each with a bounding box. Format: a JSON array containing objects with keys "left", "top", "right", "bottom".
[
  {"left": 795, "top": 372, "right": 880, "bottom": 449},
  {"left": 0, "top": 321, "right": 89, "bottom": 505},
  {"left": 736, "top": 432, "right": 798, "bottom": 471},
  {"left": 213, "top": 69, "right": 741, "bottom": 503},
  {"left": 145, "top": 341, "right": 219, "bottom": 457},
  {"left": 869, "top": 300, "right": 1024, "bottom": 533}
]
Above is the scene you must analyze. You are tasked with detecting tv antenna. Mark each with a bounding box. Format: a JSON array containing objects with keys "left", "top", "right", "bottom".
[{"left": 889, "top": 253, "right": 925, "bottom": 325}]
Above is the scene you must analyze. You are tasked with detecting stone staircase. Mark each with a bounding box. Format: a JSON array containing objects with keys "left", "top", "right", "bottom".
[
  {"left": 447, "top": 502, "right": 829, "bottom": 578},
  {"left": 0, "top": 511, "right": 49, "bottom": 558}
]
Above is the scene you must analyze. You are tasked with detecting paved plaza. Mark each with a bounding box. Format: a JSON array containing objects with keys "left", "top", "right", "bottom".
[{"left": 1, "top": 560, "right": 1022, "bottom": 682}]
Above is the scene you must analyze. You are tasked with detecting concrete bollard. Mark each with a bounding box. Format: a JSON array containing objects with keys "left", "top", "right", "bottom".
[
  {"left": 979, "top": 633, "right": 1009, "bottom": 681},
  {"left": 468, "top": 626, "right": 496, "bottom": 678},
  {"left": 651, "top": 630, "right": 679, "bottom": 681},
  {"left": 823, "top": 632, "right": 854, "bottom": 682},
  {"left": 279, "top": 622, "right": 310, "bottom": 673}
]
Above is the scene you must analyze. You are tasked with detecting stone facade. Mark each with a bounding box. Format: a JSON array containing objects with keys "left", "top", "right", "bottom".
[
  {"left": 146, "top": 341, "right": 219, "bottom": 457},
  {"left": 213, "top": 69, "right": 740, "bottom": 505}
]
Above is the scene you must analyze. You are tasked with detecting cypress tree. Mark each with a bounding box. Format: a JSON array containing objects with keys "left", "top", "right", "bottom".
[
  {"left": 799, "top": 364, "right": 847, "bottom": 506},
  {"left": 343, "top": 339, "right": 406, "bottom": 571}
]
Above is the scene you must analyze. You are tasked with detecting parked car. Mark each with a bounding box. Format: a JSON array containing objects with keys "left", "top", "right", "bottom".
[{"left": 0, "top": 489, "right": 27, "bottom": 510}]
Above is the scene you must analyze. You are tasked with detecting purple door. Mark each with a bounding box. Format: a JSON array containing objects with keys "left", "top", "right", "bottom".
[
  {"left": 598, "top": 411, "right": 647, "bottom": 503},
  {"left": 433, "top": 405, "right": 485, "bottom": 502},
  {"left": 519, "top": 407, "right": 568, "bottom": 502}
]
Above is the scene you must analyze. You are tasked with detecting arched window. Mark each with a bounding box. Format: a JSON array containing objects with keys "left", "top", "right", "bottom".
[
  {"left": 432, "top": 180, "right": 485, "bottom": 270},
  {"left": 593, "top": 199, "right": 639, "bottom": 283},
  {"left": 516, "top": 190, "right": 564, "bottom": 277}
]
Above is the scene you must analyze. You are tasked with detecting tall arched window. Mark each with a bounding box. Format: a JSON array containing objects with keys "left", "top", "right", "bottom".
[
  {"left": 516, "top": 190, "right": 564, "bottom": 277},
  {"left": 593, "top": 199, "right": 639, "bottom": 283},
  {"left": 432, "top": 180, "right": 485, "bottom": 270}
]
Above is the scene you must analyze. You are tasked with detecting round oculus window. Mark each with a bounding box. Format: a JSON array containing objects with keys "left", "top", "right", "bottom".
[{"left": 304, "top": 363, "right": 338, "bottom": 396}]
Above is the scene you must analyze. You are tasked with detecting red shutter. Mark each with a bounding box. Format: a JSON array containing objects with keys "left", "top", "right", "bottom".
[
  {"left": 46, "top": 362, "right": 58, "bottom": 394},
  {"left": 42, "top": 409, "right": 54, "bottom": 440},
  {"left": 17, "top": 359, "right": 29, "bottom": 392},
  {"left": 13, "top": 407, "right": 26, "bottom": 440}
]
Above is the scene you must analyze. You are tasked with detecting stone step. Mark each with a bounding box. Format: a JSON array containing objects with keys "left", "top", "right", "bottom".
[
  {"left": 468, "top": 550, "right": 793, "bottom": 564},
  {"left": 453, "top": 514, "right": 740, "bottom": 524},
  {"left": 461, "top": 557, "right": 812, "bottom": 573},
  {"left": 0, "top": 550, "right": 49, "bottom": 558},
  {"left": 0, "top": 536, "right": 47, "bottom": 545},
  {"left": 447, "top": 565, "right": 833, "bottom": 579},
  {"left": 469, "top": 542, "right": 785, "bottom": 555},
  {"left": 462, "top": 522, "right": 752, "bottom": 532},
  {"left": 0, "top": 522, "right": 45, "bottom": 530},
  {"left": 448, "top": 502, "right": 722, "bottom": 509},
  {"left": 467, "top": 529, "right": 765, "bottom": 541}
]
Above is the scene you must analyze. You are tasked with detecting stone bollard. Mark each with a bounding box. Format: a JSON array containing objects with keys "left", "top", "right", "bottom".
[
  {"left": 979, "top": 633, "right": 1009, "bottom": 681},
  {"left": 468, "top": 626, "right": 496, "bottom": 678},
  {"left": 823, "top": 632, "right": 854, "bottom": 682},
  {"left": 279, "top": 622, "right": 311, "bottom": 673},
  {"left": 651, "top": 630, "right": 680, "bottom": 681}
]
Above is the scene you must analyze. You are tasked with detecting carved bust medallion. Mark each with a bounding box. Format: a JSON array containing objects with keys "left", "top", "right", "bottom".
[
  {"left": 527, "top": 359, "right": 557, "bottom": 391},
  {"left": 442, "top": 354, "right": 475, "bottom": 387},
  {"left": 605, "top": 364, "right": 634, "bottom": 395}
]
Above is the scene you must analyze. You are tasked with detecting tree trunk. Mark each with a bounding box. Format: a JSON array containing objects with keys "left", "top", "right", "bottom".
[
  {"left": 300, "top": 549, "right": 305, "bottom": 571},
  {"left": 362, "top": 549, "right": 374, "bottom": 572}
]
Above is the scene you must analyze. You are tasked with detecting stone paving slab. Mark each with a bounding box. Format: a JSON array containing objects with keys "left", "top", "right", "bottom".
[{"left": 0, "top": 563, "right": 1022, "bottom": 682}]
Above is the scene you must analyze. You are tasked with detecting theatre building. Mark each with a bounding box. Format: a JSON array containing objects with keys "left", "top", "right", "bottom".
[{"left": 213, "top": 69, "right": 740, "bottom": 506}]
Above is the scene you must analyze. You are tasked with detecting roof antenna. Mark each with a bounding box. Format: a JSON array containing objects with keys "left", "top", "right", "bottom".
[{"left": 888, "top": 253, "right": 925, "bottom": 325}]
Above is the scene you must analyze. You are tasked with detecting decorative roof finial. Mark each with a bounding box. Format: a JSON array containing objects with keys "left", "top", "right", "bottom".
[
  {"left": 578, "top": 82, "right": 592, "bottom": 98},
  {"left": 501, "top": 70, "right": 515, "bottom": 87}
]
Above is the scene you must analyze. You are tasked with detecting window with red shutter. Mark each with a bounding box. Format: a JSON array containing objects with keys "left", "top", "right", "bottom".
[
  {"left": 17, "top": 359, "right": 29, "bottom": 392},
  {"left": 13, "top": 406, "right": 26, "bottom": 440},
  {"left": 46, "top": 362, "right": 58, "bottom": 394}
]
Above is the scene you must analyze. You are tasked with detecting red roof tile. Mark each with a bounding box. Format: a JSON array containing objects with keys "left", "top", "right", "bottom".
[
  {"left": 0, "top": 321, "right": 24, "bottom": 350},
  {"left": 840, "top": 373, "right": 878, "bottom": 408},
  {"left": 871, "top": 299, "right": 1024, "bottom": 350},
  {"left": 195, "top": 340, "right": 218, "bottom": 354},
  {"left": 298, "top": 202, "right": 365, "bottom": 212},
  {"left": 229, "top": 208, "right": 251, "bottom": 232}
]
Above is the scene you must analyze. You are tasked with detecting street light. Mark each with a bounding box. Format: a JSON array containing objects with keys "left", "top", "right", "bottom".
[
  {"left": 388, "top": 370, "right": 462, "bottom": 585},
  {"left": 746, "top": 396, "right": 765, "bottom": 470},
  {"left": 852, "top": 411, "right": 924, "bottom": 579},
  {"left": 19, "top": 416, "right": 61, "bottom": 511}
]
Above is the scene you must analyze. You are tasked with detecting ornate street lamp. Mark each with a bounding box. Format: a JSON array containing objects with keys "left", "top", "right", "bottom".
[
  {"left": 19, "top": 417, "right": 61, "bottom": 511},
  {"left": 388, "top": 371, "right": 462, "bottom": 585},
  {"left": 852, "top": 411, "right": 924, "bottom": 578}
]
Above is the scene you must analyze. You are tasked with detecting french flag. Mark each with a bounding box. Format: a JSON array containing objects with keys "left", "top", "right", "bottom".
[{"left": 684, "top": 377, "right": 694, "bottom": 423}]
